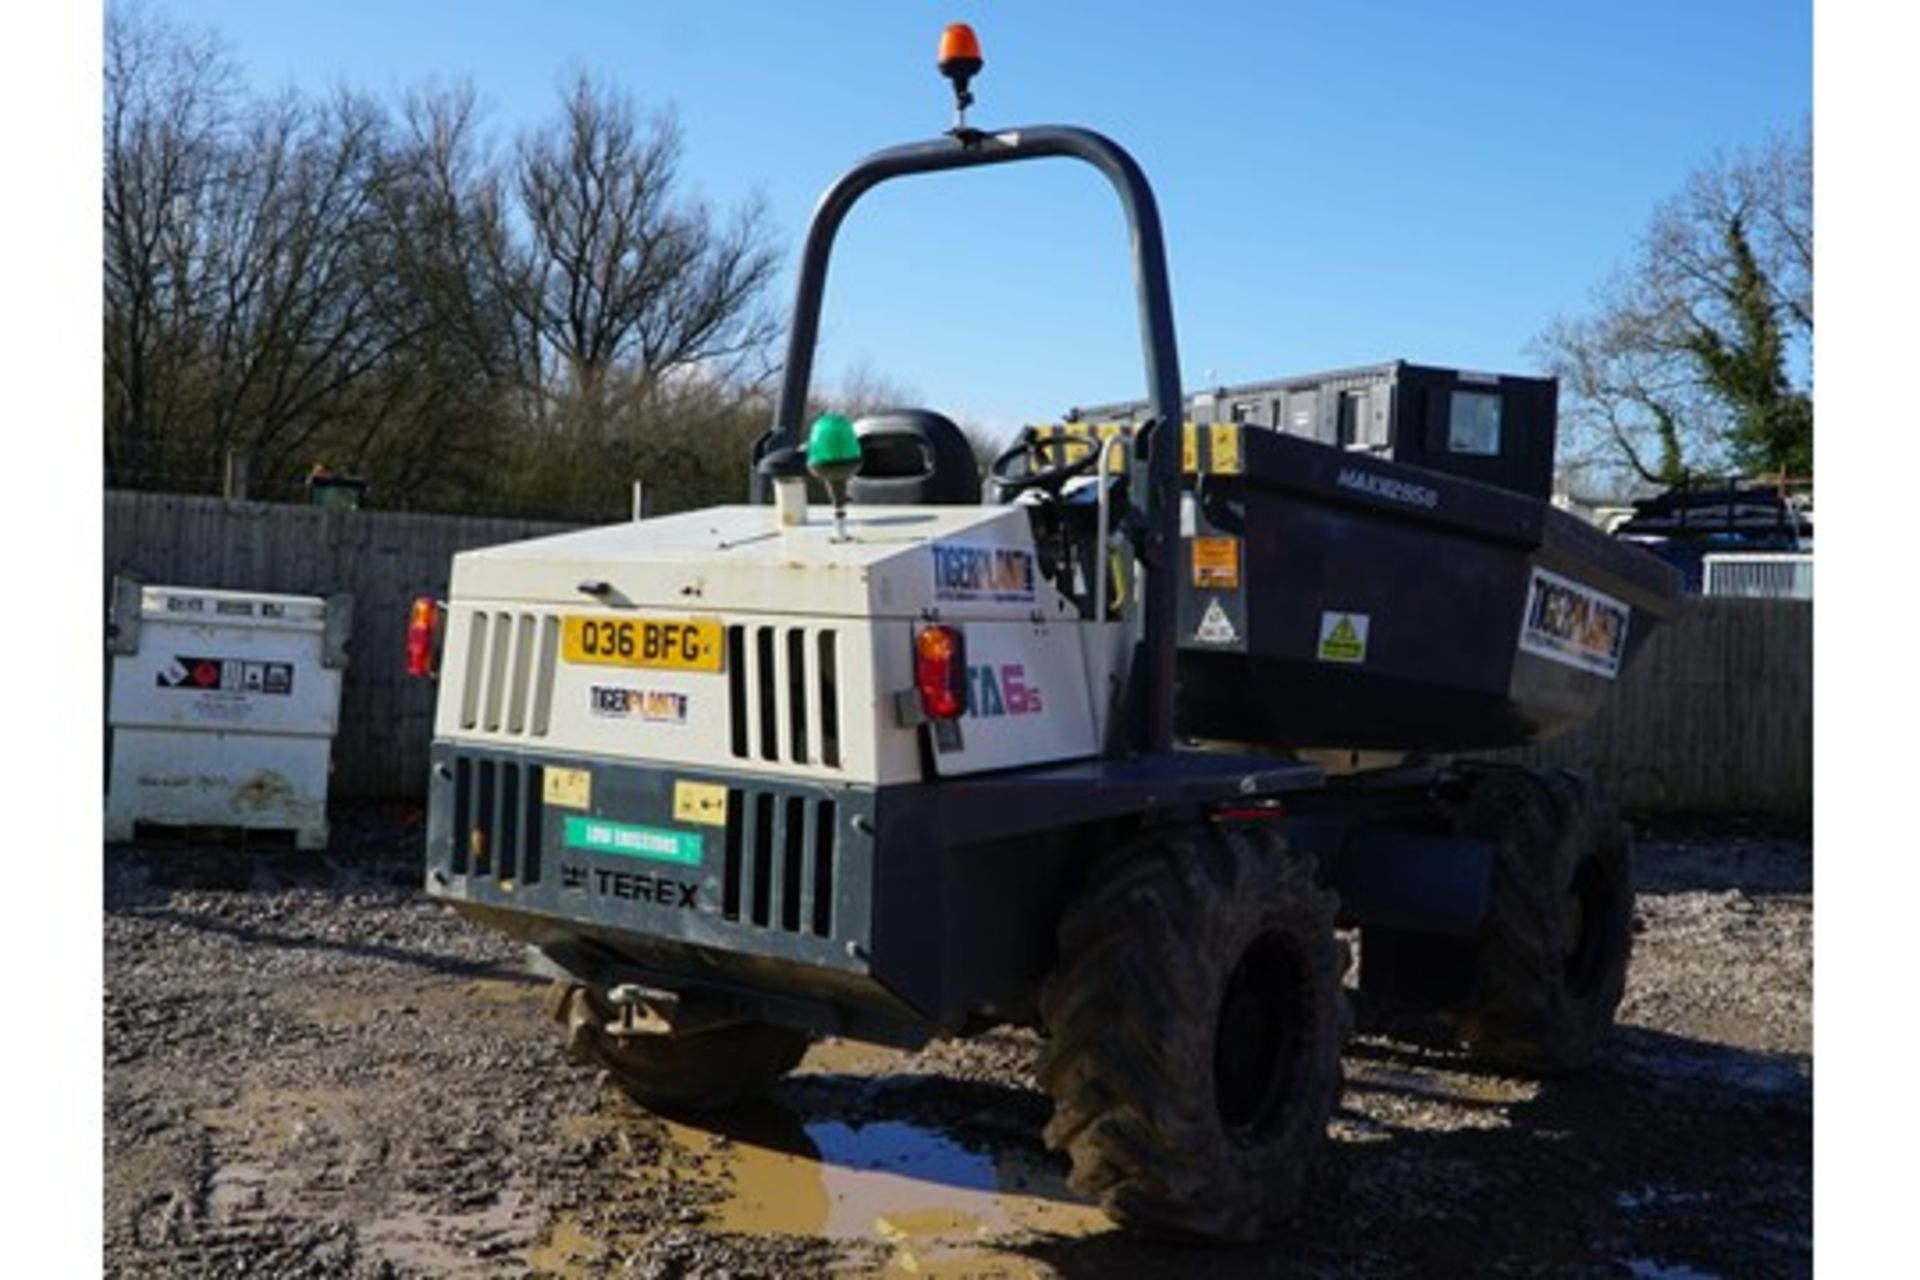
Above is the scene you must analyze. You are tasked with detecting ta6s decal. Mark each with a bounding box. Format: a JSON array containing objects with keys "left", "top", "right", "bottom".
[{"left": 968, "top": 663, "right": 1043, "bottom": 717}]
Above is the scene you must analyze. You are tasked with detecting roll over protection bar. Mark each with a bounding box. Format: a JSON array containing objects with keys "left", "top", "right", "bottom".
[{"left": 751, "top": 125, "right": 1185, "bottom": 755}]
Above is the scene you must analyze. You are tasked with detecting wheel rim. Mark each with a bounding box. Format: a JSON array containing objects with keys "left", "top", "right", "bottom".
[
  {"left": 1212, "top": 931, "right": 1310, "bottom": 1136},
  {"left": 1563, "top": 855, "right": 1614, "bottom": 996}
]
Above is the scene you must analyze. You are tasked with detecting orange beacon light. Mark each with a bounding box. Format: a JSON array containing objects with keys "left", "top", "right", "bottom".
[{"left": 937, "top": 23, "right": 984, "bottom": 125}]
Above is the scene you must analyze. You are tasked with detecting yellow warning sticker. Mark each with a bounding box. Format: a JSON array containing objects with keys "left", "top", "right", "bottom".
[
  {"left": 1191, "top": 536, "right": 1242, "bottom": 589},
  {"left": 1317, "top": 611, "right": 1370, "bottom": 663},
  {"left": 543, "top": 766, "right": 592, "bottom": 810},
  {"left": 672, "top": 779, "right": 729, "bottom": 828},
  {"left": 1182, "top": 423, "right": 1200, "bottom": 473},
  {"left": 1208, "top": 424, "right": 1242, "bottom": 475}
]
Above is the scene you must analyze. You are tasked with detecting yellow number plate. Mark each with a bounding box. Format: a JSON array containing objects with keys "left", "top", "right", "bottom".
[{"left": 561, "top": 616, "right": 724, "bottom": 672}]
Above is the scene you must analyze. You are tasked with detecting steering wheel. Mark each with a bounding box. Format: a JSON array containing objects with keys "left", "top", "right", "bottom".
[{"left": 988, "top": 431, "right": 1107, "bottom": 498}]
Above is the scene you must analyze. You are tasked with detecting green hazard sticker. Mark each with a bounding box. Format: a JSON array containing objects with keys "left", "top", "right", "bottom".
[
  {"left": 1317, "top": 611, "right": 1370, "bottom": 663},
  {"left": 563, "top": 816, "right": 703, "bottom": 865}
]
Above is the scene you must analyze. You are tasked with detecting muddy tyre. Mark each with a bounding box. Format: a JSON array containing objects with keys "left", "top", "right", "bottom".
[
  {"left": 1036, "top": 822, "right": 1349, "bottom": 1241},
  {"left": 551, "top": 984, "right": 811, "bottom": 1111},
  {"left": 1451, "top": 766, "right": 1633, "bottom": 1074}
]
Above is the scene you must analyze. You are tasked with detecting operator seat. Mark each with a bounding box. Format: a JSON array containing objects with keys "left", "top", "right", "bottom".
[{"left": 847, "top": 409, "right": 982, "bottom": 505}]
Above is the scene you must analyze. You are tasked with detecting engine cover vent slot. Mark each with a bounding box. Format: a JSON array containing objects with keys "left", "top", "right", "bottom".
[
  {"left": 727, "top": 624, "right": 842, "bottom": 770},
  {"left": 459, "top": 610, "right": 558, "bottom": 739}
]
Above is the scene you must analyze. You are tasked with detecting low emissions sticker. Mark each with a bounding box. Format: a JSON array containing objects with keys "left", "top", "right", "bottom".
[{"left": 562, "top": 816, "right": 703, "bottom": 866}]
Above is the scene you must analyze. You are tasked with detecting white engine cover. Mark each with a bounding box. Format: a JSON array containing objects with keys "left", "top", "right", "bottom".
[{"left": 436, "top": 504, "right": 1108, "bottom": 786}]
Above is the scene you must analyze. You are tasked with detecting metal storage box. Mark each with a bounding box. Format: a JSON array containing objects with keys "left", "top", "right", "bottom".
[{"left": 105, "top": 581, "right": 351, "bottom": 848}]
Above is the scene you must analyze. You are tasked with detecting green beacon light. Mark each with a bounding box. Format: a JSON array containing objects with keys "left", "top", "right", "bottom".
[{"left": 806, "top": 413, "right": 862, "bottom": 541}]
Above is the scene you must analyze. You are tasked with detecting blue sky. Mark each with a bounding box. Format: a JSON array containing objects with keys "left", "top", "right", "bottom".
[{"left": 153, "top": 1, "right": 1809, "bottom": 436}]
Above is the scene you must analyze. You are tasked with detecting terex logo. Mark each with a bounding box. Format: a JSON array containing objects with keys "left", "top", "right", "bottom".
[{"left": 968, "top": 663, "right": 1043, "bottom": 717}]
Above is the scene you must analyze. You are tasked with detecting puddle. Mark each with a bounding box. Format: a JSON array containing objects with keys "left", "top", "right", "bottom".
[
  {"left": 199, "top": 1084, "right": 366, "bottom": 1153},
  {"left": 1616, "top": 1037, "right": 1810, "bottom": 1100},
  {"left": 205, "top": 1160, "right": 272, "bottom": 1219},
  {"left": 360, "top": 1188, "right": 539, "bottom": 1276},
  {"left": 663, "top": 1104, "right": 1109, "bottom": 1262},
  {"left": 1347, "top": 1061, "right": 1540, "bottom": 1108},
  {"left": 1620, "top": 1258, "right": 1722, "bottom": 1280},
  {"left": 521, "top": 1212, "right": 609, "bottom": 1274},
  {"left": 797, "top": 1035, "right": 904, "bottom": 1076}
]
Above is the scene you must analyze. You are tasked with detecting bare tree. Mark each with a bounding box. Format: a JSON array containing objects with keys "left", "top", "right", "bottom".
[
  {"left": 342, "top": 85, "right": 521, "bottom": 508},
  {"left": 103, "top": 2, "right": 237, "bottom": 488},
  {"left": 502, "top": 74, "right": 779, "bottom": 412},
  {"left": 103, "top": 11, "right": 787, "bottom": 517},
  {"left": 189, "top": 89, "right": 405, "bottom": 493},
  {"left": 105, "top": 6, "right": 411, "bottom": 497},
  {"left": 1535, "top": 123, "right": 1812, "bottom": 496}
]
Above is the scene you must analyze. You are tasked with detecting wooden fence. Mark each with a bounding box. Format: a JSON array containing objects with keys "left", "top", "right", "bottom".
[
  {"left": 1488, "top": 597, "right": 1812, "bottom": 815},
  {"left": 104, "top": 492, "right": 579, "bottom": 801},
  {"left": 104, "top": 492, "right": 1811, "bottom": 814}
]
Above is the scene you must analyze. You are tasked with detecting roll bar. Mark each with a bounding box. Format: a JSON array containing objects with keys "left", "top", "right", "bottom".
[{"left": 751, "top": 125, "right": 1184, "bottom": 755}]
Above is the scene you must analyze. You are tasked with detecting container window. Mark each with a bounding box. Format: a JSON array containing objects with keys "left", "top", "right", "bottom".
[
  {"left": 1448, "top": 390, "right": 1502, "bottom": 456},
  {"left": 1337, "top": 391, "right": 1367, "bottom": 448}
]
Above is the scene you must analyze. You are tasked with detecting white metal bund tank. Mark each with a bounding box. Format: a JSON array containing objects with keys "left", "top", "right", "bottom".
[{"left": 105, "top": 580, "right": 352, "bottom": 849}]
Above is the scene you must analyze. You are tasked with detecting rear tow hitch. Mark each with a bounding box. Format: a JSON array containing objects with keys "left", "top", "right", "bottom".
[{"left": 603, "top": 984, "right": 679, "bottom": 1038}]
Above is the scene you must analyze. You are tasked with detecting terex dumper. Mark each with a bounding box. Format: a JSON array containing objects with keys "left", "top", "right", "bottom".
[{"left": 414, "top": 25, "right": 1680, "bottom": 1240}]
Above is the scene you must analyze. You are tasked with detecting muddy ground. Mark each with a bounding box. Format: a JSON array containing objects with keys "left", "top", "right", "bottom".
[{"left": 104, "top": 811, "right": 1811, "bottom": 1278}]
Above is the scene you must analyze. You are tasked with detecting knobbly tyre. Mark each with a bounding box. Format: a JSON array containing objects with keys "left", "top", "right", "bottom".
[{"left": 411, "top": 25, "right": 1680, "bottom": 1242}]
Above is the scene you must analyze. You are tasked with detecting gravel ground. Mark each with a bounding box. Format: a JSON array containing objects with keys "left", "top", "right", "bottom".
[{"left": 103, "top": 810, "right": 1811, "bottom": 1278}]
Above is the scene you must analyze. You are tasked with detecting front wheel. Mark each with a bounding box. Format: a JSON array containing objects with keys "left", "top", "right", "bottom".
[
  {"left": 1036, "top": 821, "right": 1349, "bottom": 1241},
  {"left": 1450, "top": 766, "right": 1634, "bottom": 1074},
  {"left": 550, "top": 983, "right": 812, "bottom": 1112}
]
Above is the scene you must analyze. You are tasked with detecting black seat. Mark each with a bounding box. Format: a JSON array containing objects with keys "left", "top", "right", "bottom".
[{"left": 847, "top": 409, "right": 982, "bottom": 505}]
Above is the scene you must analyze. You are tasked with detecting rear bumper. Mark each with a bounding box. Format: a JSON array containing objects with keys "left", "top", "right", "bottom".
[
  {"left": 427, "top": 739, "right": 878, "bottom": 961},
  {"left": 426, "top": 740, "right": 1328, "bottom": 1038}
]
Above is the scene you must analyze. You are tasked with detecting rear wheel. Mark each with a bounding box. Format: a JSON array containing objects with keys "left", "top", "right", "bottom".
[
  {"left": 550, "top": 983, "right": 812, "bottom": 1111},
  {"left": 1451, "top": 766, "right": 1633, "bottom": 1073},
  {"left": 1036, "top": 821, "right": 1349, "bottom": 1241}
]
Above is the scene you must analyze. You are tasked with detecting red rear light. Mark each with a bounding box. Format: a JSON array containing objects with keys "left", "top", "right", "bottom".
[
  {"left": 406, "top": 596, "right": 442, "bottom": 678},
  {"left": 914, "top": 624, "right": 969, "bottom": 720}
]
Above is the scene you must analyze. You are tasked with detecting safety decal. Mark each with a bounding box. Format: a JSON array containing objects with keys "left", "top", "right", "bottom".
[
  {"left": 1208, "top": 424, "right": 1242, "bottom": 475},
  {"left": 931, "top": 543, "right": 1037, "bottom": 603},
  {"left": 672, "top": 780, "right": 729, "bottom": 827},
  {"left": 157, "top": 655, "right": 294, "bottom": 696},
  {"left": 1195, "top": 599, "right": 1238, "bottom": 645},
  {"left": 589, "top": 685, "right": 689, "bottom": 724},
  {"left": 1317, "top": 612, "right": 1370, "bottom": 664},
  {"left": 1191, "top": 536, "right": 1241, "bottom": 589},
  {"left": 1518, "top": 567, "right": 1629, "bottom": 679},
  {"left": 542, "top": 767, "right": 592, "bottom": 810}
]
